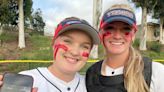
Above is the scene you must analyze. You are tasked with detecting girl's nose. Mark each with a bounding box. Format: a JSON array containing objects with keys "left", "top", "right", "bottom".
[
  {"left": 112, "top": 30, "right": 123, "bottom": 39},
  {"left": 69, "top": 45, "right": 80, "bottom": 56}
]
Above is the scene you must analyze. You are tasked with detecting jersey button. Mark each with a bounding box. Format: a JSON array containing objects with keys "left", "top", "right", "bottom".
[
  {"left": 112, "top": 71, "right": 114, "bottom": 74},
  {"left": 67, "top": 87, "right": 71, "bottom": 91}
]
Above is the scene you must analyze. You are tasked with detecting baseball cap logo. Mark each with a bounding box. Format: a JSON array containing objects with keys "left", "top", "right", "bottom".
[
  {"left": 106, "top": 9, "right": 134, "bottom": 19},
  {"left": 66, "top": 20, "right": 82, "bottom": 25}
]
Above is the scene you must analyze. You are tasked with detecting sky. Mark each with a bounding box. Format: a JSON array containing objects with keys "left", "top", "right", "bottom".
[{"left": 32, "top": 0, "right": 155, "bottom": 36}]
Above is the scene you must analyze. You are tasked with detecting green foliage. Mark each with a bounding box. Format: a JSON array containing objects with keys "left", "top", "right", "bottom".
[
  {"left": 0, "top": 0, "right": 12, "bottom": 25},
  {"left": 98, "top": 44, "right": 105, "bottom": 59},
  {"left": 131, "top": 0, "right": 156, "bottom": 12},
  {"left": 141, "top": 50, "right": 164, "bottom": 59},
  {"left": 0, "top": 0, "right": 33, "bottom": 26},
  {"left": 147, "top": 41, "right": 162, "bottom": 53},
  {"left": 30, "top": 8, "right": 45, "bottom": 35},
  {"left": 24, "top": 0, "right": 33, "bottom": 19},
  {"left": 133, "top": 38, "right": 140, "bottom": 48},
  {"left": 8, "top": 0, "right": 18, "bottom": 25},
  {"left": 152, "top": 0, "right": 164, "bottom": 18}
]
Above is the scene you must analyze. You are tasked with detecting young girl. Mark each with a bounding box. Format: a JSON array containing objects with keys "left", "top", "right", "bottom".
[
  {"left": 86, "top": 4, "right": 164, "bottom": 92},
  {"left": 0, "top": 17, "right": 100, "bottom": 92}
]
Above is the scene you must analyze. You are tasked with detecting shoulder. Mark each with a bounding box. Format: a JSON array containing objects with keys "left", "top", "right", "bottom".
[
  {"left": 85, "top": 60, "right": 103, "bottom": 80},
  {"left": 19, "top": 67, "right": 47, "bottom": 79},
  {"left": 150, "top": 62, "right": 164, "bottom": 91},
  {"left": 87, "top": 60, "right": 103, "bottom": 73},
  {"left": 152, "top": 62, "right": 164, "bottom": 74},
  {"left": 76, "top": 73, "right": 85, "bottom": 80}
]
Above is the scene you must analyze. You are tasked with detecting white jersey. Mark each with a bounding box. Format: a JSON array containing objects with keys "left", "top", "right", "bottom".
[
  {"left": 105, "top": 62, "right": 164, "bottom": 92},
  {"left": 20, "top": 67, "right": 87, "bottom": 92}
]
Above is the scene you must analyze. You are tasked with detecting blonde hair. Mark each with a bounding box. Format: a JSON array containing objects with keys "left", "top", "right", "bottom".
[{"left": 124, "top": 46, "right": 149, "bottom": 92}]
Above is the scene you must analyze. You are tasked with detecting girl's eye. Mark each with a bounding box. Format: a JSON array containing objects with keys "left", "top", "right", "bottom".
[
  {"left": 82, "top": 45, "right": 91, "bottom": 50},
  {"left": 123, "top": 27, "right": 131, "bottom": 32},
  {"left": 63, "top": 39, "right": 72, "bottom": 44},
  {"left": 104, "top": 26, "right": 114, "bottom": 31}
]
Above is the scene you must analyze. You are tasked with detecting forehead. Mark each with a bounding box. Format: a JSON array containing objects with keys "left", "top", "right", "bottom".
[
  {"left": 60, "top": 29, "right": 90, "bottom": 37},
  {"left": 58, "top": 29, "right": 92, "bottom": 43}
]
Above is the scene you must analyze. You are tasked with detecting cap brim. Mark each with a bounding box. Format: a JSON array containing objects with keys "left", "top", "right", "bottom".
[
  {"left": 102, "top": 16, "right": 135, "bottom": 28},
  {"left": 58, "top": 24, "right": 100, "bottom": 45}
]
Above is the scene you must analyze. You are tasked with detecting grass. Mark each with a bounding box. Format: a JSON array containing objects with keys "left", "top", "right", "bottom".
[{"left": 19, "top": 34, "right": 53, "bottom": 60}]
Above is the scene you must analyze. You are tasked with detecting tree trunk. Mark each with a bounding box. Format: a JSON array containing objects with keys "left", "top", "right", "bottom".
[
  {"left": 159, "top": 17, "right": 164, "bottom": 44},
  {"left": 90, "top": 0, "right": 102, "bottom": 59},
  {"left": 18, "top": 0, "right": 25, "bottom": 48},
  {"left": 139, "top": 7, "right": 147, "bottom": 50}
]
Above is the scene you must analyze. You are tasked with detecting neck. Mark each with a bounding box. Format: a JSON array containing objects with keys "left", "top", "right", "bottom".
[
  {"left": 48, "top": 64, "right": 75, "bottom": 82},
  {"left": 105, "top": 50, "right": 129, "bottom": 69}
]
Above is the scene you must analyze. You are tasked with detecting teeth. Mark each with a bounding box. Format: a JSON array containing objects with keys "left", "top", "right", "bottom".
[
  {"left": 66, "top": 57, "right": 78, "bottom": 63},
  {"left": 111, "top": 42, "right": 123, "bottom": 45}
]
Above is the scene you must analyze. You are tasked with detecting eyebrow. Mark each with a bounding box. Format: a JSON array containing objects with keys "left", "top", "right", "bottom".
[
  {"left": 83, "top": 42, "right": 92, "bottom": 46},
  {"left": 61, "top": 34, "right": 73, "bottom": 39}
]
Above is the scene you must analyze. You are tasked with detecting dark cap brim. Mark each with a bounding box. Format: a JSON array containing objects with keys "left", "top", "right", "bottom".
[
  {"left": 101, "top": 16, "right": 136, "bottom": 29},
  {"left": 57, "top": 24, "right": 100, "bottom": 45}
]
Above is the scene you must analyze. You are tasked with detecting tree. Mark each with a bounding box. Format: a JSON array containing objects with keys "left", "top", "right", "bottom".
[
  {"left": 0, "top": 0, "right": 21, "bottom": 31},
  {"left": 131, "top": 0, "right": 156, "bottom": 50},
  {"left": 152, "top": 0, "right": 164, "bottom": 44},
  {"left": 31, "top": 8, "right": 45, "bottom": 35},
  {"left": 0, "top": 0, "right": 33, "bottom": 48},
  {"left": 0, "top": 0, "right": 11, "bottom": 34},
  {"left": 90, "top": 0, "right": 102, "bottom": 59},
  {"left": 18, "top": 0, "right": 33, "bottom": 48}
]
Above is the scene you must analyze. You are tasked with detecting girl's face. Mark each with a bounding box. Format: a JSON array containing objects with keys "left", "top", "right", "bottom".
[
  {"left": 101, "top": 21, "right": 135, "bottom": 56},
  {"left": 53, "top": 30, "right": 92, "bottom": 74}
]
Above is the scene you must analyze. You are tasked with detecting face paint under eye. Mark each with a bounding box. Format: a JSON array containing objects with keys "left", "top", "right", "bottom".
[
  {"left": 124, "top": 31, "right": 135, "bottom": 41},
  {"left": 100, "top": 31, "right": 112, "bottom": 47},
  {"left": 82, "top": 52, "right": 89, "bottom": 58},
  {"left": 124, "top": 32, "right": 130, "bottom": 36},
  {"left": 54, "top": 44, "right": 68, "bottom": 51},
  {"left": 103, "top": 31, "right": 112, "bottom": 37},
  {"left": 53, "top": 44, "right": 68, "bottom": 60}
]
